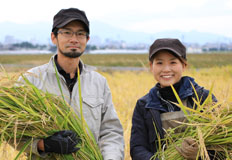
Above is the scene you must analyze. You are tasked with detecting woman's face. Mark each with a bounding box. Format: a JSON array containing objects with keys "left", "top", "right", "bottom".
[{"left": 150, "top": 50, "right": 186, "bottom": 88}]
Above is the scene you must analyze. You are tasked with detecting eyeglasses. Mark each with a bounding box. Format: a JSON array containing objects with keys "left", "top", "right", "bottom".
[{"left": 58, "top": 29, "right": 88, "bottom": 39}]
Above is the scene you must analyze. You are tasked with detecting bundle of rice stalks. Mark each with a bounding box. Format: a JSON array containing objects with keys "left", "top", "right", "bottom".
[
  {"left": 152, "top": 85, "right": 232, "bottom": 160},
  {"left": 0, "top": 79, "right": 103, "bottom": 160}
]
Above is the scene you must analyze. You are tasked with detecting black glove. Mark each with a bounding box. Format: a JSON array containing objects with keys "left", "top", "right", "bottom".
[{"left": 44, "top": 130, "right": 80, "bottom": 154}]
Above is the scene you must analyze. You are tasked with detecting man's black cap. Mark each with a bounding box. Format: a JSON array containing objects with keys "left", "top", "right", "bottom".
[
  {"left": 149, "top": 38, "right": 186, "bottom": 61},
  {"left": 52, "top": 8, "right": 89, "bottom": 34}
]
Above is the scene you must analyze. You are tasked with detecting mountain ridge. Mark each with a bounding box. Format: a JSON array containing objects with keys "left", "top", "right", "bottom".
[{"left": 0, "top": 21, "right": 231, "bottom": 45}]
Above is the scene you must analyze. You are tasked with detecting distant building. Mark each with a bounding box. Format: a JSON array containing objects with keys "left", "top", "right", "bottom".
[
  {"left": 187, "top": 47, "right": 202, "bottom": 54},
  {"left": 4, "top": 35, "right": 20, "bottom": 44}
]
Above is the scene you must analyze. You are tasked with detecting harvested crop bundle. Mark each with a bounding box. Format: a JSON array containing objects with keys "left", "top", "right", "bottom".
[
  {"left": 0, "top": 81, "right": 103, "bottom": 160},
  {"left": 152, "top": 86, "right": 232, "bottom": 160}
]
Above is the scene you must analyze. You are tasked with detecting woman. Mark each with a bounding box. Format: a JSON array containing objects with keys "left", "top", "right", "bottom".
[{"left": 130, "top": 38, "right": 217, "bottom": 160}]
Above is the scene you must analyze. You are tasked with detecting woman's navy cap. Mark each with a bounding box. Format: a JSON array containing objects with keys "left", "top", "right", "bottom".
[{"left": 149, "top": 38, "right": 186, "bottom": 61}]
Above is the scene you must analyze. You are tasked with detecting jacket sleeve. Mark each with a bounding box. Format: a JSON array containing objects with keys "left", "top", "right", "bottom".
[
  {"left": 7, "top": 138, "right": 48, "bottom": 158},
  {"left": 130, "top": 99, "right": 155, "bottom": 160},
  {"left": 15, "top": 74, "right": 48, "bottom": 158},
  {"left": 197, "top": 87, "right": 217, "bottom": 104},
  {"left": 98, "top": 80, "right": 125, "bottom": 160}
]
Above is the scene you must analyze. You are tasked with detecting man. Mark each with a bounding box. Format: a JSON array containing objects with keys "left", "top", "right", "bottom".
[{"left": 18, "top": 8, "right": 124, "bottom": 159}]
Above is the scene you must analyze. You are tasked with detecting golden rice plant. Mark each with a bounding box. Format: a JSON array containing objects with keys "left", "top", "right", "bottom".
[
  {"left": 0, "top": 75, "right": 103, "bottom": 160},
  {"left": 152, "top": 85, "right": 232, "bottom": 160},
  {"left": 2, "top": 65, "right": 232, "bottom": 160}
]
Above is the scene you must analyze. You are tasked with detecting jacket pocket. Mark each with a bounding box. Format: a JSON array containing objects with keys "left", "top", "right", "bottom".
[{"left": 82, "top": 96, "right": 104, "bottom": 120}]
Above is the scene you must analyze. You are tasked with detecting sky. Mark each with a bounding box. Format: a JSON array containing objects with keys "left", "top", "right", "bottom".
[{"left": 1, "top": 0, "right": 232, "bottom": 37}]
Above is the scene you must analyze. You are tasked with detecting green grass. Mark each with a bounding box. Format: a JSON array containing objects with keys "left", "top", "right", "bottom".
[
  {"left": 0, "top": 52, "right": 232, "bottom": 71},
  {"left": 187, "top": 53, "right": 232, "bottom": 68}
]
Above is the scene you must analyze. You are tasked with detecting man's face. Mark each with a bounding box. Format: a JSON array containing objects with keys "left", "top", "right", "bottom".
[
  {"left": 51, "top": 21, "right": 89, "bottom": 58},
  {"left": 150, "top": 50, "right": 186, "bottom": 88}
]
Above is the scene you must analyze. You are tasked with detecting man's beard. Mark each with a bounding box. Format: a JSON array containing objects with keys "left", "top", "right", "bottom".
[{"left": 59, "top": 48, "right": 83, "bottom": 58}]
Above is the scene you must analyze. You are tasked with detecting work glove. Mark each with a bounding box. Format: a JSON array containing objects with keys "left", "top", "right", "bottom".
[
  {"left": 44, "top": 130, "right": 80, "bottom": 154},
  {"left": 175, "top": 137, "right": 199, "bottom": 160}
]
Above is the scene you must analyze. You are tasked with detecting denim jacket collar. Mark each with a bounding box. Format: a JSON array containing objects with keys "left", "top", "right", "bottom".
[{"left": 145, "top": 76, "right": 202, "bottom": 111}]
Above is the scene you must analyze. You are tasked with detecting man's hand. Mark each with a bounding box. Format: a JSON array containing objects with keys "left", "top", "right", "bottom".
[
  {"left": 42, "top": 130, "right": 80, "bottom": 154},
  {"left": 175, "top": 137, "right": 199, "bottom": 160}
]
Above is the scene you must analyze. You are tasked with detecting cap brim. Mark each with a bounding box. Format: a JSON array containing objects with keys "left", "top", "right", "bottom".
[
  {"left": 150, "top": 47, "right": 182, "bottom": 59},
  {"left": 55, "top": 18, "right": 89, "bottom": 32}
]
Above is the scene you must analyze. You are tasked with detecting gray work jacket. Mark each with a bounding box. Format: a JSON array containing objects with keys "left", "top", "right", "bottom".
[{"left": 18, "top": 54, "right": 124, "bottom": 160}]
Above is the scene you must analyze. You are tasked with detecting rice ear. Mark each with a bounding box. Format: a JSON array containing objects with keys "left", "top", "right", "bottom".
[
  {"left": 153, "top": 84, "right": 232, "bottom": 160},
  {"left": 0, "top": 76, "right": 103, "bottom": 159}
]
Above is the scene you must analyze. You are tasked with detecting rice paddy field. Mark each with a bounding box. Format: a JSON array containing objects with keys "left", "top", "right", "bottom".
[{"left": 0, "top": 53, "right": 232, "bottom": 159}]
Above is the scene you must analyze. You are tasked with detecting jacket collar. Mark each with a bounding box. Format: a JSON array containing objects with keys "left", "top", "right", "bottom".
[
  {"left": 46, "top": 54, "right": 96, "bottom": 74},
  {"left": 145, "top": 76, "right": 202, "bottom": 110}
]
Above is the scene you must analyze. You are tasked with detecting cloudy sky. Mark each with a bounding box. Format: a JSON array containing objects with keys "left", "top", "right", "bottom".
[{"left": 1, "top": 0, "right": 232, "bottom": 37}]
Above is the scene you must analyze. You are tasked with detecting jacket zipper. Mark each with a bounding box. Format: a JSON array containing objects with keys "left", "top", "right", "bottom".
[
  {"left": 69, "top": 90, "right": 73, "bottom": 105},
  {"left": 149, "top": 109, "right": 164, "bottom": 139},
  {"left": 58, "top": 75, "right": 73, "bottom": 105}
]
